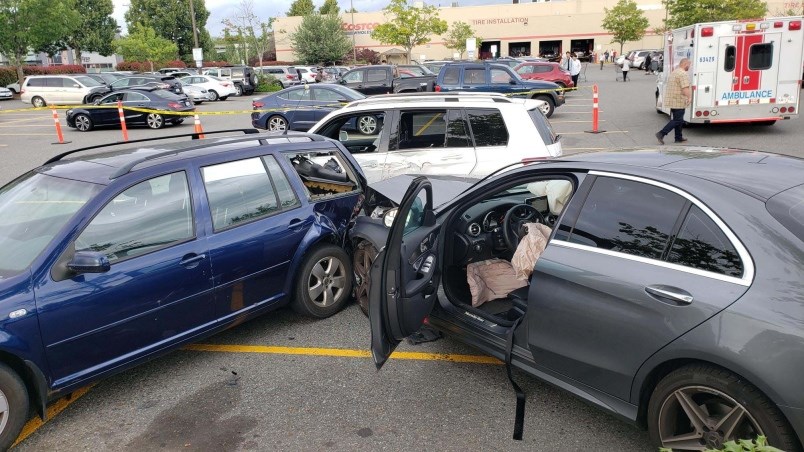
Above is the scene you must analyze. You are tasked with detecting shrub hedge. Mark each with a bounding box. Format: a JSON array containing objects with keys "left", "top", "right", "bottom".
[{"left": 0, "top": 65, "right": 86, "bottom": 87}]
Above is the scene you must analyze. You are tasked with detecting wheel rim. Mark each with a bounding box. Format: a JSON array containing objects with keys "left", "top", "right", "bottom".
[
  {"left": 268, "top": 116, "right": 287, "bottom": 131},
  {"left": 539, "top": 101, "right": 551, "bottom": 116},
  {"left": 33, "top": 97, "right": 44, "bottom": 107},
  {"left": 0, "top": 389, "right": 9, "bottom": 435},
  {"left": 658, "top": 385, "right": 764, "bottom": 451},
  {"left": 353, "top": 244, "right": 376, "bottom": 315},
  {"left": 75, "top": 115, "right": 91, "bottom": 131},
  {"left": 147, "top": 113, "right": 163, "bottom": 129},
  {"left": 209, "top": 90, "right": 218, "bottom": 101},
  {"left": 307, "top": 256, "right": 346, "bottom": 308},
  {"left": 235, "top": 85, "right": 242, "bottom": 95},
  {"left": 358, "top": 116, "right": 376, "bottom": 134}
]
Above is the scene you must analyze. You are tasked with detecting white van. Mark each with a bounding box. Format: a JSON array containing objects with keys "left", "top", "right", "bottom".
[{"left": 20, "top": 75, "right": 106, "bottom": 107}]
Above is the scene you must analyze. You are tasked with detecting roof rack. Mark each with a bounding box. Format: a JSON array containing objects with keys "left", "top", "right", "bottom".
[
  {"left": 346, "top": 92, "right": 512, "bottom": 107},
  {"left": 44, "top": 129, "right": 262, "bottom": 165}
]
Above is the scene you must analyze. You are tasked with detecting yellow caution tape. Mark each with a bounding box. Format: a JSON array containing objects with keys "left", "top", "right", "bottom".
[{"left": 0, "top": 102, "right": 350, "bottom": 116}]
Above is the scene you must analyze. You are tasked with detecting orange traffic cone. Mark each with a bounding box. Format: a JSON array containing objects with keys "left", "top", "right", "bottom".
[{"left": 193, "top": 114, "right": 205, "bottom": 139}]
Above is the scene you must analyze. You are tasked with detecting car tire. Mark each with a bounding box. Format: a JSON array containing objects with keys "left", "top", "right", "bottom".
[
  {"left": 292, "top": 244, "right": 353, "bottom": 318},
  {"left": 266, "top": 115, "right": 287, "bottom": 132},
  {"left": 647, "top": 364, "right": 799, "bottom": 451},
  {"left": 208, "top": 90, "right": 219, "bottom": 101},
  {"left": 32, "top": 96, "right": 46, "bottom": 108},
  {"left": 219, "top": 96, "right": 228, "bottom": 101},
  {"left": 146, "top": 113, "right": 164, "bottom": 129},
  {"left": 555, "top": 82, "right": 567, "bottom": 88},
  {"left": 755, "top": 120, "right": 776, "bottom": 126},
  {"left": 357, "top": 115, "right": 377, "bottom": 134},
  {"left": 352, "top": 240, "right": 378, "bottom": 317},
  {"left": 535, "top": 95, "right": 555, "bottom": 118},
  {"left": 234, "top": 84, "right": 243, "bottom": 96},
  {"left": 194, "top": 101, "right": 203, "bottom": 105},
  {"left": 74, "top": 113, "right": 94, "bottom": 132},
  {"left": 172, "top": 118, "right": 185, "bottom": 125},
  {"left": 0, "top": 362, "right": 30, "bottom": 451}
]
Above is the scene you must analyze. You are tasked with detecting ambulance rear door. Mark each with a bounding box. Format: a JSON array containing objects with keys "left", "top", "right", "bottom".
[{"left": 715, "top": 32, "right": 780, "bottom": 109}]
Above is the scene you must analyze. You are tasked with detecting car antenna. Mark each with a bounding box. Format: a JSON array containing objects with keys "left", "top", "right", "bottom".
[{"left": 285, "top": 80, "right": 311, "bottom": 135}]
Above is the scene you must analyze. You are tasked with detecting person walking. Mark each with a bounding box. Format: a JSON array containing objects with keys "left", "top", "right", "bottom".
[
  {"left": 570, "top": 53, "right": 582, "bottom": 87},
  {"left": 621, "top": 57, "right": 630, "bottom": 81},
  {"left": 604, "top": 50, "right": 610, "bottom": 63},
  {"left": 656, "top": 58, "right": 692, "bottom": 144},
  {"left": 560, "top": 51, "right": 572, "bottom": 73},
  {"left": 644, "top": 53, "right": 653, "bottom": 74}
]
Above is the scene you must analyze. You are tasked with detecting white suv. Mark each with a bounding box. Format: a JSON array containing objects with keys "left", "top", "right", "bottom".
[
  {"left": 307, "top": 92, "right": 562, "bottom": 183},
  {"left": 21, "top": 75, "right": 107, "bottom": 107}
]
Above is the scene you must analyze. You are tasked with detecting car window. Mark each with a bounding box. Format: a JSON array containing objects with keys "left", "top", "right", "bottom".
[
  {"left": 343, "top": 70, "right": 363, "bottom": 83},
  {"left": 466, "top": 109, "right": 508, "bottom": 147},
  {"left": 464, "top": 69, "right": 485, "bottom": 85},
  {"left": 313, "top": 88, "right": 344, "bottom": 102},
  {"left": 262, "top": 156, "right": 299, "bottom": 209},
  {"left": 528, "top": 108, "right": 556, "bottom": 144},
  {"left": 285, "top": 149, "right": 359, "bottom": 200},
  {"left": 534, "top": 65, "right": 552, "bottom": 73},
  {"left": 202, "top": 158, "right": 281, "bottom": 231},
  {"left": 100, "top": 93, "right": 124, "bottom": 104},
  {"left": 567, "top": 176, "right": 686, "bottom": 260},
  {"left": 516, "top": 65, "right": 534, "bottom": 75},
  {"left": 280, "top": 88, "right": 312, "bottom": 101},
  {"left": 74, "top": 76, "right": 102, "bottom": 87},
  {"left": 76, "top": 172, "right": 193, "bottom": 263},
  {"left": 491, "top": 69, "right": 512, "bottom": 84},
  {"left": 45, "top": 77, "right": 66, "bottom": 88},
  {"left": 441, "top": 67, "right": 460, "bottom": 84},
  {"left": 667, "top": 205, "right": 743, "bottom": 277},
  {"left": 0, "top": 173, "right": 101, "bottom": 276},
  {"left": 367, "top": 69, "right": 386, "bottom": 82},
  {"left": 724, "top": 46, "right": 736, "bottom": 72},
  {"left": 748, "top": 43, "right": 773, "bottom": 70},
  {"left": 124, "top": 92, "right": 149, "bottom": 102},
  {"left": 397, "top": 110, "right": 447, "bottom": 150},
  {"left": 27, "top": 78, "right": 45, "bottom": 87}
]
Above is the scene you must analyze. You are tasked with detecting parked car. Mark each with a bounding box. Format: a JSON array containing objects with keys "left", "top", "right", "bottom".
[
  {"left": 179, "top": 75, "right": 237, "bottom": 101},
  {"left": 0, "top": 87, "right": 12, "bottom": 100},
  {"left": 168, "top": 70, "right": 199, "bottom": 79},
  {"left": 203, "top": 66, "right": 257, "bottom": 96},
  {"left": 357, "top": 147, "right": 804, "bottom": 452},
  {"left": 397, "top": 64, "right": 435, "bottom": 76},
  {"left": 423, "top": 60, "right": 451, "bottom": 74},
  {"left": 109, "top": 75, "right": 184, "bottom": 96},
  {"left": 293, "top": 66, "right": 318, "bottom": 84},
  {"left": 258, "top": 66, "right": 300, "bottom": 88},
  {"left": 338, "top": 65, "right": 436, "bottom": 95},
  {"left": 435, "top": 62, "right": 565, "bottom": 117},
  {"left": 251, "top": 84, "right": 365, "bottom": 132},
  {"left": 514, "top": 62, "right": 574, "bottom": 88},
  {"left": 84, "top": 72, "right": 125, "bottom": 88},
  {"left": 5, "top": 82, "right": 20, "bottom": 94},
  {"left": 632, "top": 50, "right": 660, "bottom": 70},
  {"left": 181, "top": 84, "right": 213, "bottom": 104},
  {"left": 0, "top": 130, "right": 367, "bottom": 450},
  {"left": 20, "top": 74, "right": 109, "bottom": 107},
  {"left": 65, "top": 88, "right": 195, "bottom": 131},
  {"left": 308, "top": 92, "right": 562, "bottom": 183}
]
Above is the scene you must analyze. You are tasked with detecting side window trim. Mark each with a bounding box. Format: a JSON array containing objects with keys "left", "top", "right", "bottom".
[{"left": 551, "top": 170, "right": 753, "bottom": 286}]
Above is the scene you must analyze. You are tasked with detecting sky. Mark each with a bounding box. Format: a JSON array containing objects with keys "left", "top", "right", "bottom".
[{"left": 111, "top": 0, "right": 514, "bottom": 37}]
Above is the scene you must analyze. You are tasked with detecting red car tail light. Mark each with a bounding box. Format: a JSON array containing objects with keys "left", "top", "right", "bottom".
[
  {"left": 790, "top": 20, "right": 802, "bottom": 30},
  {"left": 167, "top": 102, "right": 182, "bottom": 109},
  {"left": 253, "top": 101, "right": 264, "bottom": 109},
  {"left": 285, "top": 74, "right": 293, "bottom": 79},
  {"left": 435, "top": 85, "right": 441, "bottom": 92}
]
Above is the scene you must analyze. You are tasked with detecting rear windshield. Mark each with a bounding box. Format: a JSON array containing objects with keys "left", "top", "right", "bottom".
[
  {"left": 153, "top": 90, "right": 183, "bottom": 100},
  {"left": 766, "top": 184, "right": 804, "bottom": 242},
  {"left": 74, "top": 76, "right": 102, "bottom": 87},
  {"left": 528, "top": 108, "right": 556, "bottom": 144}
]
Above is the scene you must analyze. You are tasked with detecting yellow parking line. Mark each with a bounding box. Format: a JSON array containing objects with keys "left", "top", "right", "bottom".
[
  {"left": 184, "top": 343, "right": 502, "bottom": 365},
  {"left": 12, "top": 384, "right": 94, "bottom": 448},
  {"left": 415, "top": 113, "right": 442, "bottom": 137}
]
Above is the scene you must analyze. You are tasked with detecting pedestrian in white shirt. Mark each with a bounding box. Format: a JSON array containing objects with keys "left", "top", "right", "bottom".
[
  {"left": 570, "top": 53, "right": 582, "bottom": 88},
  {"left": 621, "top": 58, "right": 630, "bottom": 82}
]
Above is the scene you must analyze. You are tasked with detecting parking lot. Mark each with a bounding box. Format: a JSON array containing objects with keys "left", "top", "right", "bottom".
[{"left": 2, "top": 66, "right": 804, "bottom": 451}]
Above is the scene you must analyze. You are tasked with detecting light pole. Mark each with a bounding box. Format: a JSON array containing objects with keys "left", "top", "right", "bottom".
[
  {"left": 189, "top": 0, "right": 199, "bottom": 48},
  {"left": 350, "top": 0, "right": 357, "bottom": 62}
]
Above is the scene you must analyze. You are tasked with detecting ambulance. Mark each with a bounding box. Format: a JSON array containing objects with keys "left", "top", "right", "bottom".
[{"left": 656, "top": 17, "right": 804, "bottom": 125}]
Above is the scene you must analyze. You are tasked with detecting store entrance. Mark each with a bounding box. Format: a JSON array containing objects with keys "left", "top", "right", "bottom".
[
  {"left": 480, "top": 41, "right": 501, "bottom": 59},
  {"left": 538, "top": 40, "right": 562, "bottom": 62},
  {"left": 508, "top": 41, "right": 531, "bottom": 57},
  {"left": 570, "top": 39, "right": 595, "bottom": 61}
]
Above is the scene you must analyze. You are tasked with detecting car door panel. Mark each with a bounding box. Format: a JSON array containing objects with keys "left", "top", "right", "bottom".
[{"left": 370, "top": 177, "right": 440, "bottom": 368}]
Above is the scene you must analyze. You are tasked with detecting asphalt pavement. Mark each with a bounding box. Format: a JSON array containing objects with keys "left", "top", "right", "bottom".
[{"left": 2, "top": 67, "right": 803, "bottom": 451}]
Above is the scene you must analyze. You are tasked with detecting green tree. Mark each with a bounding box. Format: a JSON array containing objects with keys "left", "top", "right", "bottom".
[
  {"left": 66, "top": 0, "right": 119, "bottom": 61},
  {"left": 664, "top": 0, "right": 767, "bottom": 29},
  {"left": 319, "top": 0, "right": 339, "bottom": 14},
  {"left": 125, "top": 0, "right": 214, "bottom": 62},
  {"left": 287, "top": 0, "right": 315, "bottom": 16},
  {"left": 223, "top": 0, "right": 275, "bottom": 67},
  {"left": 601, "top": 0, "right": 649, "bottom": 55},
  {"left": 290, "top": 13, "right": 352, "bottom": 64},
  {"left": 0, "top": 0, "right": 81, "bottom": 83},
  {"left": 345, "top": 6, "right": 358, "bottom": 13},
  {"left": 115, "top": 24, "right": 178, "bottom": 72},
  {"left": 371, "top": 0, "right": 448, "bottom": 64},
  {"left": 444, "top": 21, "right": 481, "bottom": 59}
]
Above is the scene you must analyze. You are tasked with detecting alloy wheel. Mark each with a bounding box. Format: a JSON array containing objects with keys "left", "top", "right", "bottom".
[
  {"left": 352, "top": 243, "right": 377, "bottom": 316},
  {"left": 268, "top": 116, "right": 287, "bottom": 131},
  {"left": 147, "top": 113, "right": 163, "bottom": 129},
  {"left": 358, "top": 116, "right": 377, "bottom": 134},
  {"left": 658, "top": 385, "right": 764, "bottom": 451},
  {"left": 0, "top": 389, "right": 9, "bottom": 436},
  {"left": 307, "top": 256, "right": 347, "bottom": 308},
  {"left": 32, "top": 97, "right": 45, "bottom": 108},
  {"left": 75, "top": 114, "right": 92, "bottom": 131}
]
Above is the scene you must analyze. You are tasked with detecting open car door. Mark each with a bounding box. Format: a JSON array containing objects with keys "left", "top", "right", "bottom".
[{"left": 369, "top": 176, "right": 441, "bottom": 369}]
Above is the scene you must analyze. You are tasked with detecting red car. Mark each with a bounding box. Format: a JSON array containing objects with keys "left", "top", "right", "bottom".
[{"left": 514, "top": 62, "right": 574, "bottom": 88}]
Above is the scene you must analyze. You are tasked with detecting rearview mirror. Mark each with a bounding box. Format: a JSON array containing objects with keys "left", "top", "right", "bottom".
[{"left": 67, "top": 251, "right": 111, "bottom": 274}]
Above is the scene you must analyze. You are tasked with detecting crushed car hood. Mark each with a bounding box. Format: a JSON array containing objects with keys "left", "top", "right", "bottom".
[{"left": 367, "top": 174, "right": 478, "bottom": 209}]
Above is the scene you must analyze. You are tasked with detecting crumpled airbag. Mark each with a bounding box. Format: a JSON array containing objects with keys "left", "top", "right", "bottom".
[
  {"left": 466, "top": 259, "right": 527, "bottom": 307},
  {"left": 511, "top": 222, "right": 553, "bottom": 280}
]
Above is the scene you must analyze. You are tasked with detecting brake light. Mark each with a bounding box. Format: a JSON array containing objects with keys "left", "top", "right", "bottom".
[
  {"left": 774, "top": 21, "right": 784, "bottom": 28},
  {"left": 701, "top": 27, "right": 714, "bottom": 37},
  {"left": 790, "top": 20, "right": 802, "bottom": 30},
  {"left": 167, "top": 102, "right": 181, "bottom": 109},
  {"left": 253, "top": 101, "right": 264, "bottom": 109},
  {"left": 435, "top": 85, "right": 441, "bottom": 92},
  {"left": 286, "top": 74, "right": 293, "bottom": 80}
]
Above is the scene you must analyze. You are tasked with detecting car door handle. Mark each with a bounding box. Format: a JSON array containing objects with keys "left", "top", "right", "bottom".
[
  {"left": 180, "top": 253, "right": 206, "bottom": 268},
  {"left": 440, "top": 154, "right": 463, "bottom": 161},
  {"left": 288, "top": 218, "right": 307, "bottom": 231},
  {"left": 645, "top": 285, "right": 693, "bottom": 305}
]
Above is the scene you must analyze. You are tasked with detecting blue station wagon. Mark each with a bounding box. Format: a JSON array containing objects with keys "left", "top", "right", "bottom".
[{"left": 0, "top": 130, "right": 366, "bottom": 448}]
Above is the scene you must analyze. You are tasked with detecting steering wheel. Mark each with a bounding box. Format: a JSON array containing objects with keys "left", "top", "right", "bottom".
[{"left": 502, "top": 204, "right": 546, "bottom": 251}]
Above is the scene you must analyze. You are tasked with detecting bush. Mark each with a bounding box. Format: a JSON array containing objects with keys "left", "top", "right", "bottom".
[
  {"left": 0, "top": 65, "right": 86, "bottom": 86},
  {"left": 255, "top": 73, "right": 283, "bottom": 93},
  {"left": 116, "top": 61, "right": 151, "bottom": 72}
]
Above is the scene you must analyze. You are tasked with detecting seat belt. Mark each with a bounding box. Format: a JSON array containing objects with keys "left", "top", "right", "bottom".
[{"left": 505, "top": 312, "right": 526, "bottom": 440}]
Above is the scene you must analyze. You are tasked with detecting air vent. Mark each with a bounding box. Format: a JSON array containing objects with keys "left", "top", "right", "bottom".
[{"left": 467, "top": 223, "right": 481, "bottom": 237}]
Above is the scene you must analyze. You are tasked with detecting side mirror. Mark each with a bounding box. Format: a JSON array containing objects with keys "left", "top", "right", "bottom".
[
  {"left": 337, "top": 98, "right": 349, "bottom": 103},
  {"left": 339, "top": 130, "right": 348, "bottom": 141},
  {"left": 509, "top": 79, "right": 517, "bottom": 85},
  {"left": 73, "top": 84, "right": 81, "bottom": 88},
  {"left": 67, "top": 251, "right": 111, "bottom": 274}
]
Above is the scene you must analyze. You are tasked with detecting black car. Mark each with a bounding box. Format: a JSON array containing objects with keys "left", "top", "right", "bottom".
[
  {"left": 109, "top": 75, "right": 184, "bottom": 95},
  {"left": 354, "top": 148, "right": 804, "bottom": 451},
  {"left": 85, "top": 72, "right": 125, "bottom": 88},
  {"left": 66, "top": 88, "right": 195, "bottom": 131}
]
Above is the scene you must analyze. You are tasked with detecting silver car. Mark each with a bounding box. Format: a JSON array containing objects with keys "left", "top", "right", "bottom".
[{"left": 180, "top": 84, "right": 212, "bottom": 104}]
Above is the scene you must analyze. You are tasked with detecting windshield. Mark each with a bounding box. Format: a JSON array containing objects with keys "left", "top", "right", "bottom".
[
  {"left": 75, "top": 76, "right": 102, "bottom": 87},
  {"left": 0, "top": 173, "right": 101, "bottom": 277}
]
